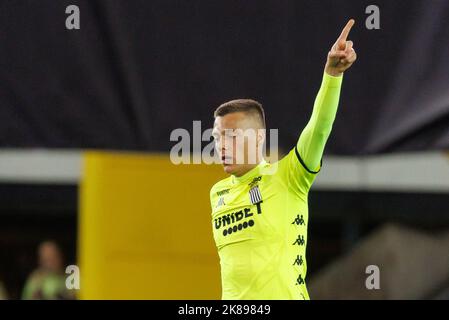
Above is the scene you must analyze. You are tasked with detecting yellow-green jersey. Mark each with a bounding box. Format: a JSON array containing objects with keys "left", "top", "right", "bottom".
[{"left": 209, "top": 72, "right": 343, "bottom": 300}]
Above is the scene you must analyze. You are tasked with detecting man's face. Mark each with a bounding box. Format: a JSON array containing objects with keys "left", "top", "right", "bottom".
[
  {"left": 212, "top": 112, "right": 264, "bottom": 176},
  {"left": 38, "top": 242, "right": 63, "bottom": 273}
]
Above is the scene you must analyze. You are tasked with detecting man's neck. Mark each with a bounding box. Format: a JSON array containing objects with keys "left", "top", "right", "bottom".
[{"left": 233, "top": 158, "right": 265, "bottom": 177}]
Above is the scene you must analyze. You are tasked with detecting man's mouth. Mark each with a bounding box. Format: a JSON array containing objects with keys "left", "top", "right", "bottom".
[{"left": 221, "top": 156, "right": 233, "bottom": 165}]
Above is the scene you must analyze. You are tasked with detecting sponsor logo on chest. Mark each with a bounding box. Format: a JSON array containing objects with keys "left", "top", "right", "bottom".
[{"left": 213, "top": 177, "right": 264, "bottom": 236}]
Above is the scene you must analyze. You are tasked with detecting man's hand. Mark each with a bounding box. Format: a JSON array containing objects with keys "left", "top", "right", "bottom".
[{"left": 325, "top": 19, "right": 357, "bottom": 77}]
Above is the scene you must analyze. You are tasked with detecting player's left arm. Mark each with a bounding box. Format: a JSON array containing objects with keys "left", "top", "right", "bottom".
[{"left": 296, "top": 19, "right": 357, "bottom": 172}]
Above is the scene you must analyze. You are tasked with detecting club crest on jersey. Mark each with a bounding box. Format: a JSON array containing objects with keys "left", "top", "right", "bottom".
[
  {"left": 249, "top": 185, "right": 263, "bottom": 214},
  {"left": 249, "top": 185, "right": 262, "bottom": 204}
]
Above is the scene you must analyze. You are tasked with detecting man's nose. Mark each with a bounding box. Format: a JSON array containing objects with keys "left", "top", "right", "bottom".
[{"left": 215, "top": 139, "right": 224, "bottom": 154}]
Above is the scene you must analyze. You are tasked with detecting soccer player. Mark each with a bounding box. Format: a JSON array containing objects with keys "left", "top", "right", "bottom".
[{"left": 209, "top": 19, "right": 357, "bottom": 300}]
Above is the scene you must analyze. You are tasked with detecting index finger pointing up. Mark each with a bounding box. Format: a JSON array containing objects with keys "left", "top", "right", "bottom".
[{"left": 338, "top": 19, "right": 355, "bottom": 42}]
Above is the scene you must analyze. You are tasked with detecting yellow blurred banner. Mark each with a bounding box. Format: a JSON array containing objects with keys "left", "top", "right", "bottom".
[{"left": 78, "top": 151, "right": 225, "bottom": 299}]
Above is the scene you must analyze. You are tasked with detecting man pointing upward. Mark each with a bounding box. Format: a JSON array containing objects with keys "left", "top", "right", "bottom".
[{"left": 210, "top": 19, "right": 357, "bottom": 300}]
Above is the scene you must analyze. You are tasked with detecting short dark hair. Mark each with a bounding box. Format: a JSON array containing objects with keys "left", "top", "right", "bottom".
[{"left": 214, "top": 99, "right": 266, "bottom": 128}]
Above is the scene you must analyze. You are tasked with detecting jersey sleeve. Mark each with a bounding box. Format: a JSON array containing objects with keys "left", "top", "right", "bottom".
[
  {"left": 275, "top": 147, "right": 321, "bottom": 196},
  {"left": 275, "top": 72, "right": 343, "bottom": 196}
]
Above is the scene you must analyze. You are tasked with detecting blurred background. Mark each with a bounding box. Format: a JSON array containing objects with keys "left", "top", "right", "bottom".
[{"left": 0, "top": 0, "right": 448, "bottom": 299}]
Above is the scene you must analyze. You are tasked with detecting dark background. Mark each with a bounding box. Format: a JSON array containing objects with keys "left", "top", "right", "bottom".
[{"left": 0, "top": 0, "right": 448, "bottom": 153}]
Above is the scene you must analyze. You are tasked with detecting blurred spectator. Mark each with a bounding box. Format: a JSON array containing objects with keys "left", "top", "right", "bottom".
[{"left": 22, "top": 241, "right": 74, "bottom": 300}]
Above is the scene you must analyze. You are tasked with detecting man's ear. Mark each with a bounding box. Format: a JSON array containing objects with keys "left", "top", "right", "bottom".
[{"left": 257, "top": 128, "right": 266, "bottom": 146}]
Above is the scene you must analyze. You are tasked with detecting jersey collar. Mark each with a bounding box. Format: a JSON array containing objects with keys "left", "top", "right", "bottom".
[{"left": 231, "top": 159, "right": 268, "bottom": 185}]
